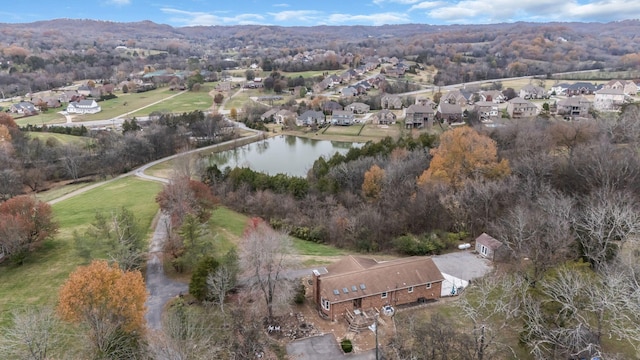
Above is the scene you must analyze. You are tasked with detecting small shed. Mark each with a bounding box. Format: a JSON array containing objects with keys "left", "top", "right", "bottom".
[{"left": 475, "top": 233, "right": 503, "bottom": 261}]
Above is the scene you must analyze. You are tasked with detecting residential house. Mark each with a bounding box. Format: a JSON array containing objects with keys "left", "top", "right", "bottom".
[
  {"left": 405, "top": 104, "right": 434, "bottom": 128},
  {"left": 415, "top": 96, "right": 436, "bottom": 108},
  {"left": 296, "top": 110, "right": 325, "bottom": 127},
  {"left": 372, "top": 109, "right": 397, "bottom": 125},
  {"left": 475, "top": 233, "right": 505, "bottom": 261},
  {"left": 345, "top": 102, "right": 370, "bottom": 114},
  {"left": 519, "top": 84, "right": 548, "bottom": 99},
  {"left": 77, "top": 85, "right": 92, "bottom": 96},
  {"left": 331, "top": 110, "right": 355, "bottom": 126},
  {"left": 594, "top": 88, "right": 626, "bottom": 111},
  {"left": 33, "top": 96, "right": 61, "bottom": 110},
  {"left": 436, "top": 102, "right": 463, "bottom": 123},
  {"left": 66, "top": 99, "right": 101, "bottom": 114},
  {"left": 340, "top": 87, "right": 358, "bottom": 97},
  {"left": 274, "top": 109, "right": 296, "bottom": 125},
  {"left": 549, "top": 83, "right": 571, "bottom": 96},
  {"left": 603, "top": 79, "right": 638, "bottom": 95},
  {"left": 260, "top": 108, "right": 279, "bottom": 122},
  {"left": 440, "top": 90, "right": 468, "bottom": 106},
  {"left": 9, "top": 101, "right": 38, "bottom": 115},
  {"left": 323, "top": 101, "right": 343, "bottom": 114},
  {"left": 556, "top": 96, "right": 592, "bottom": 118},
  {"left": 312, "top": 256, "right": 445, "bottom": 321},
  {"left": 479, "top": 90, "right": 506, "bottom": 103},
  {"left": 215, "top": 82, "right": 232, "bottom": 92},
  {"left": 381, "top": 94, "right": 403, "bottom": 110},
  {"left": 507, "top": 97, "right": 538, "bottom": 119},
  {"left": 565, "top": 82, "right": 599, "bottom": 96},
  {"left": 473, "top": 101, "right": 499, "bottom": 121}
]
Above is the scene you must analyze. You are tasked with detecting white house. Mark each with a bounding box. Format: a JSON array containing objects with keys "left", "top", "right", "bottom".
[
  {"left": 594, "top": 88, "right": 626, "bottom": 111},
  {"left": 67, "top": 99, "right": 101, "bottom": 114}
]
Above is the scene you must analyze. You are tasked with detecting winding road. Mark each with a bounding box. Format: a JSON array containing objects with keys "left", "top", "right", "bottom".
[{"left": 48, "top": 87, "right": 262, "bottom": 332}]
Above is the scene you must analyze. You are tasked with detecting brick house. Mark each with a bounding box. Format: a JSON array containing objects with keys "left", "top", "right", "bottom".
[
  {"left": 405, "top": 104, "right": 435, "bottom": 128},
  {"left": 556, "top": 96, "right": 592, "bottom": 118},
  {"left": 312, "top": 256, "right": 444, "bottom": 322},
  {"left": 507, "top": 97, "right": 538, "bottom": 119}
]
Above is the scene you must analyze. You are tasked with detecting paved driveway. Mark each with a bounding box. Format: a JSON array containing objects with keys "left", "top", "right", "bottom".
[
  {"left": 286, "top": 333, "right": 377, "bottom": 360},
  {"left": 432, "top": 251, "right": 493, "bottom": 282}
]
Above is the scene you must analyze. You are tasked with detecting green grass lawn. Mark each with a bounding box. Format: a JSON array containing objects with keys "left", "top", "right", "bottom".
[
  {"left": 0, "top": 177, "right": 161, "bottom": 327},
  {"left": 27, "top": 132, "right": 93, "bottom": 147},
  {"left": 14, "top": 109, "right": 67, "bottom": 127},
  {"left": 130, "top": 83, "right": 217, "bottom": 116},
  {"left": 225, "top": 89, "right": 260, "bottom": 110},
  {"left": 323, "top": 124, "right": 363, "bottom": 136}
]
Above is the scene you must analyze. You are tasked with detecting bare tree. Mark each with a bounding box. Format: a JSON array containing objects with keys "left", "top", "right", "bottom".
[
  {"left": 207, "top": 265, "right": 234, "bottom": 314},
  {"left": 492, "top": 188, "right": 575, "bottom": 285},
  {"left": 239, "top": 218, "right": 299, "bottom": 320},
  {"left": 521, "top": 265, "right": 640, "bottom": 359},
  {"left": 573, "top": 189, "right": 640, "bottom": 270},
  {"left": 458, "top": 275, "right": 524, "bottom": 360},
  {"left": 147, "top": 299, "right": 229, "bottom": 360},
  {"left": 0, "top": 307, "right": 63, "bottom": 360}
]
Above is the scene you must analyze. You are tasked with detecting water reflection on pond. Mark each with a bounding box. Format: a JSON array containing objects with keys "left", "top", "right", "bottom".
[{"left": 204, "top": 135, "right": 360, "bottom": 177}]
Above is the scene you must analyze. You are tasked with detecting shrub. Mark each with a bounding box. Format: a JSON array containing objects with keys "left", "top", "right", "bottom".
[
  {"left": 340, "top": 339, "right": 353, "bottom": 353},
  {"left": 189, "top": 256, "right": 220, "bottom": 301}
]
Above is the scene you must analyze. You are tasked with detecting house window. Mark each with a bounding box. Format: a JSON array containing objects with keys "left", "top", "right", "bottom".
[
  {"left": 480, "top": 245, "right": 488, "bottom": 256},
  {"left": 408, "top": 286, "right": 414, "bottom": 293},
  {"left": 321, "top": 298, "right": 330, "bottom": 311},
  {"left": 381, "top": 292, "right": 388, "bottom": 299},
  {"left": 426, "top": 283, "right": 432, "bottom": 289}
]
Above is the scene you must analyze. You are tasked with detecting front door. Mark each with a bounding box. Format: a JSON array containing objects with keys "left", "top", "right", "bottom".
[{"left": 353, "top": 298, "right": 362, "bottom": 309}]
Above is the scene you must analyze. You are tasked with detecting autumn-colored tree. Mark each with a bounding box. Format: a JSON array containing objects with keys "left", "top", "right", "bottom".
[
  {"left": 0, "top": 196, "right": 58, "bottom": 265},
  {"left": 418, "top": 127, "right": 510, "bottom": 189},
  {"left": 0, "top": 113, "right": 17, "bottom": 128},
  {"left": 230, "top": 107, "right": 238, "bottom": 120},
  {"left": 362, "top": 164, "right": 385, "bottom": 200},
  {"left": 156, "top": 176, "right": 218, "bottom": 227},
  {"left": 57, "top": 260, "right": 147, "bottom": 356}
]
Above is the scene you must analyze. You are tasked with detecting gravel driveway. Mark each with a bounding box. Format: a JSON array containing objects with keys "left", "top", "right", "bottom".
[{"left": 144, "top": 213, "right": 188, "bottom": 330}]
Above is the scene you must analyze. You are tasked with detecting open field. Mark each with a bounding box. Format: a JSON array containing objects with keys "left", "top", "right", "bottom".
[
  {"left": 76, "top": 88, "right": 177, "bottom": 121},
  {"left": 225, "top": 89, "right": 261, "bottom": 110},
  {"left": 0, "top": 177, "right": 161, "bottom": 327},
  {"left": 14, "top": 109, "right": 67, "bottom": 127},
  {"left": 27, "top": 132, "right": 93, "bottom": 146},
  {"left": 130, "top": 83, "right": 217, "bottom": 116}
]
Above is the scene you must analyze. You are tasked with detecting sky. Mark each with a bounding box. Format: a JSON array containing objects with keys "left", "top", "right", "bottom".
[{"left": 2, "top": 0, "right": 640, "bottom": 27}]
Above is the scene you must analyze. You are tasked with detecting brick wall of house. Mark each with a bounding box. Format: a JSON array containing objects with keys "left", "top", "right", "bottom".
[{"left": 324, "top": 282, "right": 443, "bottom": 321}]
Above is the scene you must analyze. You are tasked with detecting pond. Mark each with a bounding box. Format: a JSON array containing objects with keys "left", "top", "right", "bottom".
[{"left": 203, "top": 135, "right": 359, "bottom": 177}]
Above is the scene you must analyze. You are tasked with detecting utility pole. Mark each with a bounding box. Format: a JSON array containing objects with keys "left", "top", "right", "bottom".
[{"left": 375, "top": 314, "right": 379, "bottom": 360}]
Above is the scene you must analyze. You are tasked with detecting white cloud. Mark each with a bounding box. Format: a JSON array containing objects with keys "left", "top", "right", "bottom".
[
  {"left": 373, "top": 0, "right": 421, "bottom": 4},
  {"left": 107, "top": 0, "right": 131, "bottom": 5},
  {"left": 268, "top": 10, "right": 321, "bottom": 22},
  {"left": 424, "top": 0, "right": 640, "bottom": 24},
  {"left": 409, "top": 1, "right": 443, "bottom": 11},
  {"left": 160, "top": 8, "right": 264, "bottom": 26},
  {"left": 326, "top": 12, "right": 411, "bottom": 26},
  {"left": 272, "top": 3, "right": 290, "bottom": 7}
]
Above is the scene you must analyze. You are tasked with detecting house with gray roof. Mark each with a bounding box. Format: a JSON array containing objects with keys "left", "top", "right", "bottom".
[
  {"left": 507, "top": 97, "right": 538, "bottom": 119},
  {"left": 296, "top": 110, "right": 325, "bottom": 126},
  {"left": 556, "top": 96, "right": 592, "bottom": 118},
  {"left": 405, "top": 104, "right": 435, "bottom": 128},
  {"left": 66, "top": 99, "right": 101, "bottom": 114}
]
